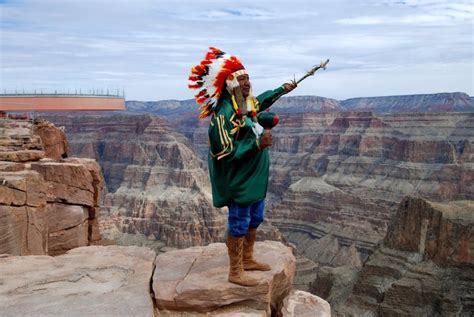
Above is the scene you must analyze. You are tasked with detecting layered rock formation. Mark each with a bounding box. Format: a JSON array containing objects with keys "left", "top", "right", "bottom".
[
  {"left": 272, "top": 96, "right": 342, "bottom": 113},
  {"left": 269, "top": 111, "right": 473, "bottom": 238},
  {"left": 0, "top": 118, "right": 103, "bottom": 256},
  {"left": 1, "top": 242, "right": 329, "bottom": 316},
  {"left": 45, "top": 108, "right": 474, "bottom": 301},
  {"left": 32, "top": 119, "right": 69, "bottom": 160},
  {"left": 338, "top": 197, "right": 474, "bottom": 316},
  {"left": 174, "top": 110, "right": 473, "bottom": 259},
  {"left": 267, "top": 111, "right": 473, "bottom": 296},
  {"left": 341, "top": 92, "right": 474, "bottom": 113},
  {"left": 44, "top": 114, "right": 227, "bottom": 249},
  {"left": 0, "top": 117, "right": 44, "bottom": 162}
]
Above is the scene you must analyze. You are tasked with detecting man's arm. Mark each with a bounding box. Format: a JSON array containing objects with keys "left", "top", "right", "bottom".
[{"left": 256, "top": 83, "right": 297, "bottom": 112}]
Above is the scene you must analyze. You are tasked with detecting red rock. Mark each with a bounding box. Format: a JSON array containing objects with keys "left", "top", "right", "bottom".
[
  {"left": 64, "top": 157, "right": 105, "bottom": 206},
  {"left": 153, "top": 241, "right": 296, "bottom": 315},
  {"left": 33, "top": 119, "right": 69, "bottom": 160},
  {"left": 48, "top": 221, "right": 89, "bottom": 256},
  {"left": 0, "top": 246, "right": 156, "bottom": 316},
  {"left": 26, "top": 206, "right": 48, "bottom": 254},
  {"left": 0, "top": 150, "right": 44, "bottom": 162},
  {"left": 0, "top": 182, "right": 26, "bottom": 205},
  {"left": 47, "top": 203, "right": 89, "bottom": 233},
  {"left": 0, "top": 162, "right": 25, "bottom": 172},
  {"left": 1, "top": 120, "right": 105, "bottom": 255},
  {"left": 30, "top": 162, "right": 95, "bottom": 206},
  {"left": 0, "top": 205, "right": 27, "bottom": 255}
]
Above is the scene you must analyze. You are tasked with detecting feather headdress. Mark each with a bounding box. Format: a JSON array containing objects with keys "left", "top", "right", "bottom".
[{"left": 188, "top": 47, "right": 245, "bottom": 118}]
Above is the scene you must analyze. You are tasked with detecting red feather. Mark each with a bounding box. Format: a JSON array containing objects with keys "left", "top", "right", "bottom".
[
  {"left": 197, "top": 96, "right": 207, "bottom": 104},
  {"left": 209, "top": 47, "right": 223, "bottom": 54},
  {"left": 191, "top": 65, "right": 206, "bottom": 75},
  {"left": 195, "top": 89, "right": 207, "bottom": 98}
]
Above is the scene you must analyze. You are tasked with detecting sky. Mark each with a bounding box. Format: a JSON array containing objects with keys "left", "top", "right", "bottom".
[{"left": 0, "top": 0, "right": 472, "bottom": 101}]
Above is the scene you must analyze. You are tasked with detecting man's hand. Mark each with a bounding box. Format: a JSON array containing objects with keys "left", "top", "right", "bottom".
[
  {"left": 259, "top": 130, "right": 273, "bottom": 149},
  {"left": 282, "top": 82, "right": 297, "bottom": 94}
]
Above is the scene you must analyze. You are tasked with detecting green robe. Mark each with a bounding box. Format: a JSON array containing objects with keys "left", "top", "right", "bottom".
[{"left": 208, "top": 86, "right": 285, "bottom": 208}]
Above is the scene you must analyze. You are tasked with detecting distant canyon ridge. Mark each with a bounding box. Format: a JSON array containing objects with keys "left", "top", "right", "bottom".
[
  {"left": 125, "top": 92, "right": 474, "bottom": 118},
  {"left": 44, "top": 91, "right": 474, "bottom": 315}
]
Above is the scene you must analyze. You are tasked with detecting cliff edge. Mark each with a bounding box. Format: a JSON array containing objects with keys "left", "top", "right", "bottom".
[
  {"left": 0, "top": 118, "right": 103, "bottom": 256},
  {"left": 0, "top": 242, "right": 330, "bottom": 316}
]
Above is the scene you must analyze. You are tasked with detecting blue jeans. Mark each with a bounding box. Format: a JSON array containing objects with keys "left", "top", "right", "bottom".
[{"left": 228, "top": 200, "right": 265, "bottom": 237}]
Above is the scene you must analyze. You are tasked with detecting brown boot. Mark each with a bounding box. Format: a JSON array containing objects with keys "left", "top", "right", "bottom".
[
  {"left": 226, "top": 235, "right": 259, "bottom": 286},
  {"left": 243, "top": 228, "right": 271, "bottom": 271}
]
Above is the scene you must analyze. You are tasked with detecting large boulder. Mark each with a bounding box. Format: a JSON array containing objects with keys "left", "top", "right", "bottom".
[{"left": 153, "top": 240, "right": 296, "bottom": 315}]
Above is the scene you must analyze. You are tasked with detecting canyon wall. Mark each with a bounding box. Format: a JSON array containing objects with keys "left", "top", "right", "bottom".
[
  {"left": 45, "top": 114, "right": 227, "bottom": 249},
  {"left": 43, "top": 95, "right": 473, "bottom": 313},
  {"left": 171, "top": 111, "right": 473, "bottom": 252},
  {"left": 338, "top": 197, "right": 473, "bottom": 316},
  {"left": 0, "top": 118, "right": 102, "bottom": 256},
  {"left": 269, "top": 111, "right": 473, "bottom": 248}
]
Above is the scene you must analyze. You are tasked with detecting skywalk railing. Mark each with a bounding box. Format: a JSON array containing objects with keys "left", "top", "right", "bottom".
[{"left": 0, "top": 89, "right": 125, "bottom": 98}]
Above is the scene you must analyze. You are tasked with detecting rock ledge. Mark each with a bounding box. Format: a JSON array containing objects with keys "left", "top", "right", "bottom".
[{"left": 154, "top": 240, "right": 297, "bottom": 315}]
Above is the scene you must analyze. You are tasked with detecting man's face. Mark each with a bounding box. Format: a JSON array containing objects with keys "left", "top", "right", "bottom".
[{"left": 237, "top": 74, "right": 251, "bottom": 98}]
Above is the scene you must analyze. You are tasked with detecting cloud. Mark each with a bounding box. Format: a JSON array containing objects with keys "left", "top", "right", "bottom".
[
  {"left": 337, "top": 0, "right": 473, "bottom": 25},
  {"left": 0, "top": 0, "right": 472, "bottom": 100},
  {"left": 203, "top": 8, "right": 273, "bottom": 19},
  {"left": 336, "top": 13, "right": 469, "bottom": 26}
]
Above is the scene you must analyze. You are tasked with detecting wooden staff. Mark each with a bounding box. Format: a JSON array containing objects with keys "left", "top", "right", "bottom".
[{"left": 293, "top": 59, "right": 330, "bottom": 85}]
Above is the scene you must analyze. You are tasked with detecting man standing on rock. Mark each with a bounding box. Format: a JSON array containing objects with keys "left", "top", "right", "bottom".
[{"left": 189, "top": 47, "right": 296, "bottom": 286}]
